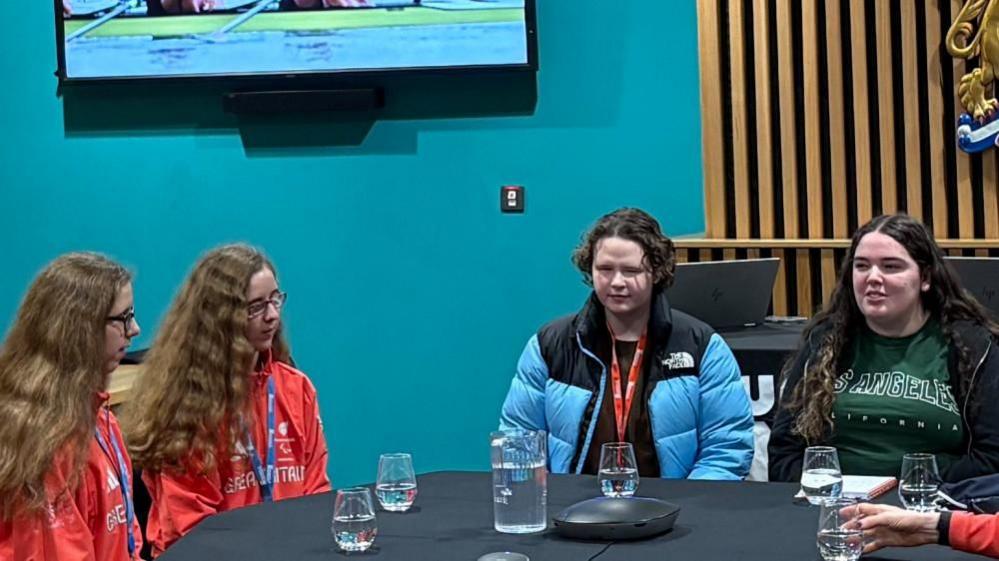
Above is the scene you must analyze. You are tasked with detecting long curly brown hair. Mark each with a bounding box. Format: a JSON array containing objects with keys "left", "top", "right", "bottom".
[
  {"left": 124, "top": 244, "right": 290, "bottom": 473},
  {"left": 572, "top": 207, "right": 677, "bottom": 291},
  {"left": 783, "top": 214, "right": 999, "bottom": 443},
  {"left": 0, "top": 253, "right": 131, "bottom": 518}
]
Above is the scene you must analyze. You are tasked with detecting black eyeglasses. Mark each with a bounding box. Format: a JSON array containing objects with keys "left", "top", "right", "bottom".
[
  {"left": 106, "top": 307, "right": 136, "bottom": 333},
  {"left": 247, "top": 291, "right": 287, "bottom": 319}
]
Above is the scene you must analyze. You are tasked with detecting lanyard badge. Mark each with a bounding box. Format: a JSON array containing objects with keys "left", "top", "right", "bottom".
[
  {"left": 606, "top": 323, "right": 648, "bottom": 442},
  {"left": 94, "top": 411, "right": 136, "bottom": 558},
  {"left": 243, "top": 376, "right": 277, "bottom": 502}
]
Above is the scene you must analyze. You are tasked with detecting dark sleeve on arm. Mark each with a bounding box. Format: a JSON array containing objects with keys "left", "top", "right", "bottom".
[
  {"left": 941, "top": 347, "right": 999, "bottom": 483},
  {"left": 938, "top": 511, "right": 952, "bottom": 546},
  {"left": 767, "top": 346, "right": 811, "bottom": 482}
]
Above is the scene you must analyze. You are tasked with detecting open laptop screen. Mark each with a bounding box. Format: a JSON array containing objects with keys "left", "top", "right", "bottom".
[
  {"left": 945, "top": 257, "right": 999, "bottom": 318},
  {"left": 665, "top": 258, "right": 780, "bottom": 329}
]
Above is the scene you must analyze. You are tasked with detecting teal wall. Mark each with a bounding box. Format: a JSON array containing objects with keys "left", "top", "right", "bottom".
[{"left": 0, "top": 1, "right": 704, "bottom": 487}]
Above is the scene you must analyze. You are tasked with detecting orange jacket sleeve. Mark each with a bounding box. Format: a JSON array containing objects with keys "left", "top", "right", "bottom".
[
  {"left": 143, "top": 465, "right": 223, "bottom": 557},
  {"left": 1, "top": 455, "right": 97, "bottom": 561},
  {"left": 949, "top": 511, "right": 999, "bottom": 558},
  {"left": 302, "top": 379, "right": 332, "bottom": 495}
]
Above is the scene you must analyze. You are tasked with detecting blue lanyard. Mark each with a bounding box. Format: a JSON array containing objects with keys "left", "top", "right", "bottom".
[
  {"left": 243, "top": 376, "right": 276, "bottom": 502},
  {"left": 94, "top": 411, "right": 136, "bottom": 558}
]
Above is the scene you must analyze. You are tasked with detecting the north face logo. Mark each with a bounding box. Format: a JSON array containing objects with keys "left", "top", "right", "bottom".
[{"left": 662, "top": 352, "right": 695, "bottom": 370}]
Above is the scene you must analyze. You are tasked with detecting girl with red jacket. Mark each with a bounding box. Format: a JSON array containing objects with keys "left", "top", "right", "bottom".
[
  {"left": 124, "top": 244, "right": 330, "bottom": 557},
  {"left": 0, "top": 253, "right": 143, "bottom": 561}
]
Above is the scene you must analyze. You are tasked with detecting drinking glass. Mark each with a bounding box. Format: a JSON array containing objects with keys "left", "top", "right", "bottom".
[
  {"left": 816, "top": 497, "right": 863, "bottom": 561},
  {"left": 598, "top": 442, "right": 639, "bottom": 497},
  {"left": 899, "top": 453, "right": 940, "bottom": 512},
  {"left": 331, "top": 487, "right": 377, "bottom": 552},
  {"left": 376, "top": 453, "right": 417, "bottom": 512},
  {"left": 801, "top": 446, "right": 843, "bottom": 505}
]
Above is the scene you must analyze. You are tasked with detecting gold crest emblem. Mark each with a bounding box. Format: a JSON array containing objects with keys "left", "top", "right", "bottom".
[{"left": 947, "top": 0, "right": 999, "bottom": 121}]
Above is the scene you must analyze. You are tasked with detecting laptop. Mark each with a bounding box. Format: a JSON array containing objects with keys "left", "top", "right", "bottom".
[
  {"left": 944, "top": 256, "right": 999, "bottom": 318},
  {"left": 665, "top": 258, "right": 780, "bottom": 329}
]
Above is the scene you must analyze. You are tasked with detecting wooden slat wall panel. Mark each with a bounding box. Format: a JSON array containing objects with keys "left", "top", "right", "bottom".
[
  {"left": 753, "top": 0, "right": 776, "bottom": 238},
  {"left": 696, "top": 0, "right": 999, "bottom": 244},
  {"left": 925, "top": 1, "right": 949, "bottom": 235},
  {"left": 952, "top": 0, "right": 974, "bottom": 239},
  {"left": 773, "top": 249, "right": 788, "bottom": 316},
  {"left": 796, "top": 249, "right": 813, "bottom": 315},
  {"left": 901, "top": 1, "right": 924, "bottom": 221},
  {"left": 986, "top": 152, "right": 999, "bottom": 237},
  {"left": 802, "top": 0, "right": 824, "bottom": 238},
  {"left": 874, "top": 0, "right": 898, "bottom": 215},
  {"left": 826, "top": 0, "right": 848, "bottom": 238},
  {"left": 728, "top": 0, "right": 752, "bottom": 239},
  {"left": 697, "top": 0, "right": 726, "bottom": 238},
  {"left": 820, "top": 249, "right": 837, "bottom": 306},
  {"left": 776, "top": 0, "right": 800, "bottom": 239},
  {"left": 849, "top": 0, "right": 873, "bottom": 225}
]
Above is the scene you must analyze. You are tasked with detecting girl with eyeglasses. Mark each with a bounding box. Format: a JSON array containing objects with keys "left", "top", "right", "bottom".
[
  {"left": 0, "top": 253, "right": 142, "bottom": 560},
  {"left": 123, "top": 244, "right": 330, "bottom": 556}
]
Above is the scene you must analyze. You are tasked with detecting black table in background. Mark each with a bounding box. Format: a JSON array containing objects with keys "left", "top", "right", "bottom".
[{"left": 161, "top": 471, "right": 979, "bottom": 561}]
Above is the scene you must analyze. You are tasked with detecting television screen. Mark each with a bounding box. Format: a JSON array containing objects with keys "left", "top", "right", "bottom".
[{"left": 56, "top": 0, "right": 535, "bottom": 82}]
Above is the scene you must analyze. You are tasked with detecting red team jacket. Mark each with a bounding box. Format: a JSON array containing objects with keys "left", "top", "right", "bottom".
[
  {"left": 144, "top": 360, "right": 331, "bottom": 556},
  {"left": 951, "top": 511, "right": 999, "bottom": 558},
  {"left": 0, "top": 396, "right": 142, "bottom": 561}
]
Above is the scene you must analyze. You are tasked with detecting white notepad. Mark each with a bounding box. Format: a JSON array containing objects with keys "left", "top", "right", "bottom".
[
  {"left": 793, "top": 475, "right": 898, "bottom": 501},
  {"left": 841, "top": 475, "right": 897, "bottom": 500}
]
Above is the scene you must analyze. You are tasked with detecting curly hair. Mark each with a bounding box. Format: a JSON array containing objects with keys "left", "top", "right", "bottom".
[
  {"left": 0, "top": 253, "right": 131, "bottom": 518},
  {"left": 124, "top": 244, "right": 290, "bottom": 473},
  {"left": 572, "top": 208, "right": 677, "bottom": 291},
  {"left": 783, "top": 214, "right": 999, "bottom": 443}
]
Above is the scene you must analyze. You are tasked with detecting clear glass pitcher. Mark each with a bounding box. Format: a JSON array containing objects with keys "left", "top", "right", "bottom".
[{"left": 490, "top": 428, "right": 547, "bottom": 533}]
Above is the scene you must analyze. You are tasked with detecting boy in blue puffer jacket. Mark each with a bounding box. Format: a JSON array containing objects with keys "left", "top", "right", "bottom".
[{"left": 499, "top": 208, "right": 754, "bottom": 480}]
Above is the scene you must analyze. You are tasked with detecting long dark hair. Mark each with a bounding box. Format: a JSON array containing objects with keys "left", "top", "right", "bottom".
[{"left": 783, "top": 214, "right": 999, "bottom": 443}]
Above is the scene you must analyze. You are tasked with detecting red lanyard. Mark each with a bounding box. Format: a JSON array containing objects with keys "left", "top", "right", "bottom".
[{"left": 607, "top": 323, "right": 647, "bottom": 442}]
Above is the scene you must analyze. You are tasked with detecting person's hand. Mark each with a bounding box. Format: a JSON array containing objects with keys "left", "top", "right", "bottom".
[
  {"left": 323, "top": 0, "right": 371, "bottom": 7},
  {"left": 183, "top": 0, "right": 216, "bottom": 12},
  {"left": 63, "top": 0, "right": 72, "bottom": 17},
  {"left": 848, "top": 503, "right": 940, "bottom": 554}
]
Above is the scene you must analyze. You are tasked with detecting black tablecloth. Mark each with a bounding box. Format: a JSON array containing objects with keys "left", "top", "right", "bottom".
[
  {"left": 721, "top": 321, "right": 806, "bottom": 420},
  {"left": 161, "top": 471, "right": 979, "bottom": 561}
]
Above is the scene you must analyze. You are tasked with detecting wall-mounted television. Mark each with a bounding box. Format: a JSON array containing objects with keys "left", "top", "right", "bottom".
[{"left": 55, "top": 0, "right": 536, "bottom": 83}]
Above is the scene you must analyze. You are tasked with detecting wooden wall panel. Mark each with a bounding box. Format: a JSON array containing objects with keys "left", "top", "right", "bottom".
[
  {"left": 691, "top": 0, "right": 999, "bottom": 317},
  {"left": 697, "top": 0, "right": 726, "bottom": 238},
  {"left": 697, "top": 0, "right": 999, "bottom": 243}
]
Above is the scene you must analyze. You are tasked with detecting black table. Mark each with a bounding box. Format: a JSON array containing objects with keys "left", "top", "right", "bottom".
[{"left": 161, "top": 471, "right": 979, "bottom": 561}]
